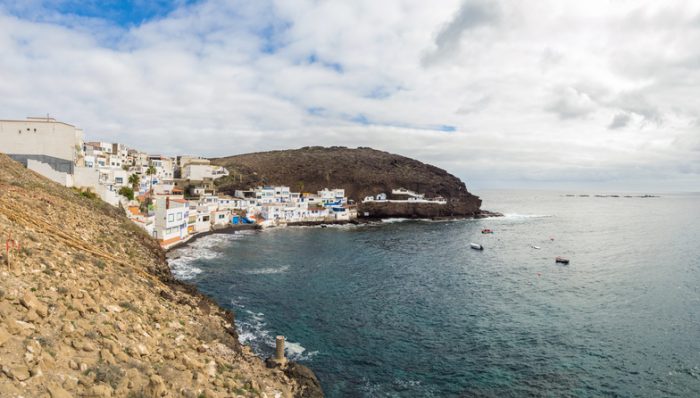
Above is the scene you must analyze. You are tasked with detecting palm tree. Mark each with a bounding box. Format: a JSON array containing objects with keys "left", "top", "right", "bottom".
[
  {"left": 146, "top": 166, "right": 156, "bottom": 194},
  {"left": 128, "top": 173, "right": 140, "bottom": 192}
]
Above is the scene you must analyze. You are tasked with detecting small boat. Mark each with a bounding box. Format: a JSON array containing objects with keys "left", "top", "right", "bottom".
[
  {"left": 531, "top": 245, "right": 541, "bottom": 250},
  {"left": 470, "top": 243, "right": 484, "bottom": 250},
  {"left": 555, "top": 257, "right": 569, "bottom": 264},
  {"left": 481, "top": 229, "right": 493, "bottom": 234},
  {"left": 320, "top": 224, "right": 328, "bottom": 228}
]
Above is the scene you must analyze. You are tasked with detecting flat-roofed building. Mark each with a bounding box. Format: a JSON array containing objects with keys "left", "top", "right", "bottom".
[{"left": 0, "top": 117, "right": 85, "bottom": 181}]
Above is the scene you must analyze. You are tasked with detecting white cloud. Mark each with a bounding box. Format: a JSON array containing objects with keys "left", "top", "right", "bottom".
[{"left": 0, "top": 0, "right": 698, "bottom": 191}]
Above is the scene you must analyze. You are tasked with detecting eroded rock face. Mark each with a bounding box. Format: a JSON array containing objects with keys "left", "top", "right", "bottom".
[
  {"left": 0, "top": 154, "right": 320, "bottom": 397},
  {"left": 212, "top": 146, "right": 483, "bottom": 217}
]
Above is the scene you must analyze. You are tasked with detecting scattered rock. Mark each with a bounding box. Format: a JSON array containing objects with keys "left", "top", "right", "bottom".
[
  {"left": 145, "top": 374, "right": 168, "bottom": 397},
  {"left": 21, "top": 291, "right": 49, "bottom": 317},
  {"left": 88, "top": 384, "right": 113, "bottom": 397},
  {"left": 48, "top": 384, "right": 74, "bottom": 398},
  {"left": 0, "top": 326, "right": 12, "bottom": 346},
  {"left": 285, "top": 363, "right": 324, "bottom": 398}
]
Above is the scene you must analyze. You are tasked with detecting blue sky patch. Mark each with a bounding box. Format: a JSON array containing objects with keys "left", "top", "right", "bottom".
[
  {"left": 365, "top": 85, "right": 402, "bottom": 100},
  {"left": 306, "top": 107, "right": 327, "bottom": 116},
  {"left": 259, "top": 20, "right": 293, "bottom": 54},
  {"left": 437, "top": 125, "right": 456, "bottom": 132},
  {"left": 350, "top": 114, "right": 370, "bottom": 125},
  {"left": 3, "top": 0, "right": 200, "bottom": 27},
  {"left": 306, "top": 52, "right": 343, "bottom": 73}
]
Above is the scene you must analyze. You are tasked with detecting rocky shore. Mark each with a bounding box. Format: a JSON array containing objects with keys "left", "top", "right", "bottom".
[{"left": 0, "top": 153, "right": 322, "bottom": 397}]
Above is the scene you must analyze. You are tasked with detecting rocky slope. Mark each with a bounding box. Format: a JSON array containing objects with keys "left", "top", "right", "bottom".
[
  {"left": 211, "top": 147, "right": 483, "bottom": 218},
  {"left": 0, "top": 154, "right": 321, "bottom": 397}
]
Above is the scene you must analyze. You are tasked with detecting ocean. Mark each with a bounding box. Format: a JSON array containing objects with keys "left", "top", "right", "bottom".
[{"left": 168, "top": 190, "right": 700, "bottom": 397}]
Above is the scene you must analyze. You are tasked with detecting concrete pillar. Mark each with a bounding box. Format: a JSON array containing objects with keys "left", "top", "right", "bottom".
[{"left": 274, "top": 335, "right": 287, "bottom": 365}]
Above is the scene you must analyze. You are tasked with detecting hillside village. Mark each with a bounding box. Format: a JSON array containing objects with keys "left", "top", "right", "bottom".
[
  {"left": 1, "top": 117, "right": 453, "bottom": 249},
  {"left": 0, "top": 117, "right": 364, "bottom": 248}
]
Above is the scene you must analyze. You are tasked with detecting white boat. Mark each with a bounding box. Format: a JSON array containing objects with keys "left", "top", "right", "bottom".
[
  {"left": 470, "top": 243, "right": 484, "bottom": 250},
  {"left": 531, "top": 245, "right": 541, "bottom": 250}
]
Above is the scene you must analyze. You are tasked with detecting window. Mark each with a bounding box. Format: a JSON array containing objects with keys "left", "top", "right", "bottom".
[
  {"left": 177, "top": 213, "right": 183, "bottom": 221},
  {"left": 168, "top": 214, "right": 174, "bottom": 222}
]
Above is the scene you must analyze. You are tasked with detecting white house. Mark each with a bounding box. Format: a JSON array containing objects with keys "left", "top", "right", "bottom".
[
  {"left": 255, "top": 186, "right": 292, "bottom": 204},
  {"left": 318, "top": 188, "right": 346, "bottom": 205},
  {"left": 392, "top": 188, "right": 425, "bottom": 199},
  {"left": 211, "top": 209, "right": 231, "bottom": 227},
  {"left": 194, "top": 207, "right": 212, "bottom": 233},
  {"left": 182, "top": 164, "right": 229, "bottom": 180},
  {"left": 154, "top": 197, "right": 189, "bottom": 247}
]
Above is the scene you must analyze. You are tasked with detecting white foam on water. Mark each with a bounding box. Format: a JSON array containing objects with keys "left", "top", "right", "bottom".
[
  {"left": 167, "top": 233, "right": 244, "bottom": 280},
  {"left": 381, "top": 218, "right": 411, "bottom": 223},
  {"left": 234, "top": 305, "right": 317, "bottom": 361},
  {"left": 501, "top": 213, "right": 552, "bottom": 219},
  {"left": 168, "top": 262, "right": 203, "bottom": 280},
  {"left": 242, "top": 265, "right": 290, "bottom": 275}
]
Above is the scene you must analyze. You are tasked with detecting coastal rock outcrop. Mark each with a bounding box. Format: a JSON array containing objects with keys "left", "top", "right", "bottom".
[
  {"left": 0, "top": 154, "right": 321, "bottom": 397},
  {"left": 211, "top": 146, "right": 484, "bottom": 218}
]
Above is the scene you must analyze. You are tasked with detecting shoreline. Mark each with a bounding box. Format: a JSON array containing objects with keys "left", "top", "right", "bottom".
[
  {"left": 166, "top": 210, "right": 503, "bottom": 253},
  {"left": 166, "top": 210, "right": 499, "bottom": 251}
]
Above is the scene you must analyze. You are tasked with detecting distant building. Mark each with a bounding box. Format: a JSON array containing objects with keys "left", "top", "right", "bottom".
[{"left": 182, "top": 164, "right": 229, "bottom": 180}]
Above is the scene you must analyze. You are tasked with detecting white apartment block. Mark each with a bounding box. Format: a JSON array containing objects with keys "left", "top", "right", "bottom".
[{"left": 154, "top": 197, "right": 189, "bottom": 246}]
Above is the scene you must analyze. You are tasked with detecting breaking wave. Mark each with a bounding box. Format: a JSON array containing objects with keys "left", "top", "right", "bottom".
[
  {"left": 167, "top": 233, "right": 248, "bottom": 280},
  {"left": 381, "top": 218, "right": 411, "bottom": 223},
  {"left": 234, "top": 303, "right": 317, "bottom": 362}
]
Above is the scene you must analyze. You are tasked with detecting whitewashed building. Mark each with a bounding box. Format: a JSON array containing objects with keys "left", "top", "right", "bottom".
[
  {"left": 154, "top": 197, "right": 189, "bottom": 247},
  {"left": 182, "top": 164, "right": 229, "bottom": 180}
]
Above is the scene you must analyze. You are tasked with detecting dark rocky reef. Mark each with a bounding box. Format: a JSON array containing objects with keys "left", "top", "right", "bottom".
[{"left": 211, "top": 146, "right": 485, "bottom": 218}]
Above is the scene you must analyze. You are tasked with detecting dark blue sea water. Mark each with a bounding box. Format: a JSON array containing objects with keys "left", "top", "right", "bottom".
[{"left": 168, "top": 190, "right": 700, "bottom": 397}]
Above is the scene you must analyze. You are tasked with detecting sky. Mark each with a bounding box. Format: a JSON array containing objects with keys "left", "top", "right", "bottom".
[{"left": 0, "top": 0, "right": 698, "bottom": 192}]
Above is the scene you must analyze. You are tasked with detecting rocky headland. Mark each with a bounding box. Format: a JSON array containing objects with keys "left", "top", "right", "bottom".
[
  {"left": 0, "top": 154, "right": 321, "bottom": 397},
  {"left": 212, "top": 147, "right": 490, "bottom": 219}
]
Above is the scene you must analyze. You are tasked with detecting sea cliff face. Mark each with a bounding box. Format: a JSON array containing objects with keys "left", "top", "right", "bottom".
[
  {"left": 0, "top": 154, "right": 321, "bottom": 397},
  {"left": 358, "top": 201, "right": 481, "bottom": 218},
  {"left": 212, "top": 146, "right": 483, "bottom": 218}
]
